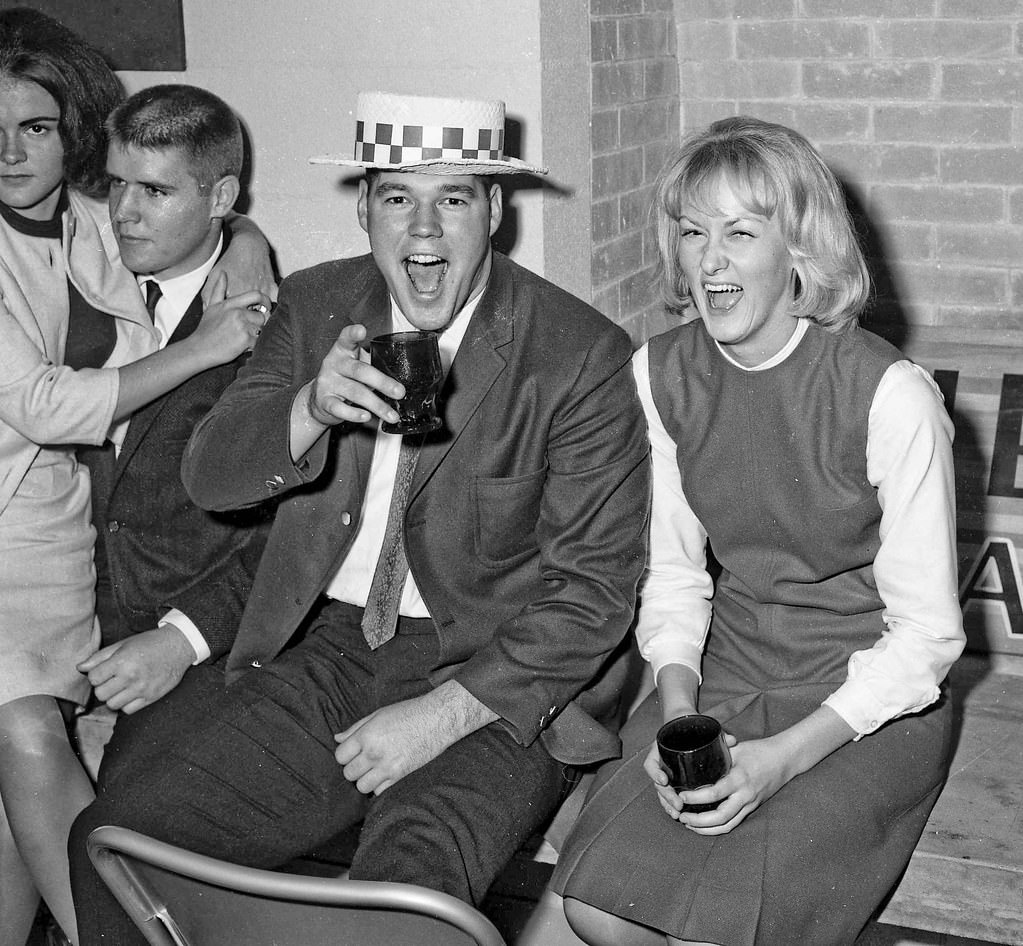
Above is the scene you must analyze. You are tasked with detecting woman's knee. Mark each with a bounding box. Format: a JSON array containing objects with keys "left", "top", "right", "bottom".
[
  {"left": 0, "top": 695, "right": 75, "bottom": 773},
  {"left": 564, "top": 897, "right": 666, "bottom": 946}
]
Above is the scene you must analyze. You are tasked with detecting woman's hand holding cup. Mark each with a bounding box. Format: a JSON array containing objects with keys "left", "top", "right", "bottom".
[{"left": 646, "top": 714, "right": 732, "bottom": 822}]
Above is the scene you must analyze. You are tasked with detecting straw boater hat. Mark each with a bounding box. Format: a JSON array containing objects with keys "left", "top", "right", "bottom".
[{"left": 309, "top": 91, "right": 547, "bottom": 176}]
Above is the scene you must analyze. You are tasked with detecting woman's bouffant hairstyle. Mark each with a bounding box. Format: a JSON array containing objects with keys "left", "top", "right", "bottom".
[
  {"left": 655, "top": 116, "right": 870, "bottom": 330},
  {"left": 0, "top": 7, "right": 124, "bottom": 199}
]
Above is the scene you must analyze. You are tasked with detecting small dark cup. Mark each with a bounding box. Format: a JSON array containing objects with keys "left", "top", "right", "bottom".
[
  {"left": 370, "top": 331, "right": 444, "bottom": 435},
  {"left": 656, "top": 714, "right": 731, "bottom": 812}
]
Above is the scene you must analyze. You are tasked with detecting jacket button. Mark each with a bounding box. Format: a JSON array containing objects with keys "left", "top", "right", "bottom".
[
  {"left": 341, "top": 512, "right": 352, "bottom": 526},
  {"left": 107, "top": 521, "right": 120, "bottom": 533}
]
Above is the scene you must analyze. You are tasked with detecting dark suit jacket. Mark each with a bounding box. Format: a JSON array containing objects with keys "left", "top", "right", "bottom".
[
  {"left": 94, "top": 289, "right": 273, "bottom": 657},
  {"left": 182, "top": 252, "right": 650, "bottom": 765}
]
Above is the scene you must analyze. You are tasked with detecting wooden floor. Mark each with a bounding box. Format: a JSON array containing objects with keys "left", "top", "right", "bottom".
[{"left": 874, "top": 654, "right": 1023, "bottom": 944}]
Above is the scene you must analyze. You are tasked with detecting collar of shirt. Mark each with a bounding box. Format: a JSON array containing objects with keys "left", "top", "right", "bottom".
[
  {"left": 713, "top": 315, "right": 808, "bottom": 372},
  {"left": 138, "top": 234, "right": 224, "bottom": 349},
  {"left": 325, "top": 285, "right": 487, "bottom": 616},
  {"left": 387, "top": 288, "right": 482, "bottom": 372}
]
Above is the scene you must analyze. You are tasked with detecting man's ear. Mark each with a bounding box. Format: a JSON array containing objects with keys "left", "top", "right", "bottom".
[
  {"left": 488, "top": 182, "right": 503, "bottom": 238},
  {"left": 209, "top": 175, "right": 241, "bottom": 220},
  {"left": 357, "top": 178, "right": 369, "bottom": 234}
]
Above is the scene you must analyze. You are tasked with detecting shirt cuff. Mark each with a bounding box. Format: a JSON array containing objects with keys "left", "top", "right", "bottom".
[
  {"left": 821, "top": 675, "right": 941, "bottom": 740},
  {"left": 644, "top": 641, "right": 705, "bottom": 687},
  {"left": 158, "top": 609, "right": 210, "bottom": 665}
]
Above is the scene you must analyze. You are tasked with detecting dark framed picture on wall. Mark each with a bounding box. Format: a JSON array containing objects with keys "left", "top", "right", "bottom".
[{"left": 10, "top": 0, "right": 186, "bottom": 70}]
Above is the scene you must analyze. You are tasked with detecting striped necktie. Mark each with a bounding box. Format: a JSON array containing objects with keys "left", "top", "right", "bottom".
[{"left": 361, "top": 439, "right": 420, "bottom": 649}]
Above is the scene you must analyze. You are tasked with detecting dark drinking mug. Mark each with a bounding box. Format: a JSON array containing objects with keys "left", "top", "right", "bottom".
[
  {"left": 370, "top": 331, "right": 444, "bottom": 435},
  {"left": 656, "top": 714, "right": 731, "bottom": 812}
]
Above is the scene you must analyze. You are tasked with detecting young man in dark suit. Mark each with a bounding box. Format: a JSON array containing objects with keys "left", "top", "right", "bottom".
[
  {"left": 77, "top": 84, "right": 273, "bottom": 783},
  {"left": 71, "top": 91, "right": 650, "bottom": 946}
]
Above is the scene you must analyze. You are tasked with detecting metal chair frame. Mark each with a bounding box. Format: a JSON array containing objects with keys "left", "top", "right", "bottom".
[{"left": 87, "top": 825, "right": 507, "bottom": 946}]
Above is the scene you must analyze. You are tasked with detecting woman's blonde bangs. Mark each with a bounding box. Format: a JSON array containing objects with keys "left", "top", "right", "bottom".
[{"left": 656, "top": 117, "right": 869, "bottom": 326}]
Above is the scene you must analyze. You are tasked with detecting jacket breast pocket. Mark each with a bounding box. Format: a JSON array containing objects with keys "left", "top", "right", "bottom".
[{"left": 472, "top": 467, "right": 547, "bottom": 567}]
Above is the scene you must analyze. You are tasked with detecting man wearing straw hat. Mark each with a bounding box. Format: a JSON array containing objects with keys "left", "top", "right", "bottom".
[{"left": 71, "top": 91, "right": 649, "bottom": 941}]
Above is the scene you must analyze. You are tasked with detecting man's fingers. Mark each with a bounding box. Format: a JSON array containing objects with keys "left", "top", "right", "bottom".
[
  {"left": 357, "top": 772, "right": 386, "bottom": 795},
  {"left": 83, "top": 660, "right": 119, "bottom": 687},
  {"left": 120, "top": 698, "right": 150, "bottom": 716},
  {"left": 77, "top": 653, "right": 104, "bottom": 673},
  {"left": 334, "top": 740, "right": 358, "bottom": 765},
  {"left": 310, "top": 361, "right": 401, "bottom": 427},
  {"left": 93, "top": 677, "right": 130, "bottom": 706},
  {"left": 324, "top": 324, "right": 404, "bottom": 403},
  {"left": 335, "top": 323, "right": 368, "bottom": 354},
  {"left": 78, "top": 642, "right": 120, "bottom": 673}
]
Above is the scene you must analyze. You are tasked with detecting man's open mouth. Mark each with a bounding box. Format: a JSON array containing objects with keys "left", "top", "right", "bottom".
[
  {"left": 405, "top": 254, "right": 447, "bottom": 294},
  {"left": 705, "top": 283, "right": 743, "bottom": 311}
]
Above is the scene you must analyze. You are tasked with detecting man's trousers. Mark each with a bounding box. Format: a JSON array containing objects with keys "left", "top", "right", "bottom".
[{"left": 70, "top": 600, "right": 570, "bottom": 946}]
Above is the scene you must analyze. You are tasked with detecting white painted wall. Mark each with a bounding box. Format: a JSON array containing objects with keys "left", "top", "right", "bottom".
[{"left": 118, "top": 0, "right": 545, "bottom": 279}]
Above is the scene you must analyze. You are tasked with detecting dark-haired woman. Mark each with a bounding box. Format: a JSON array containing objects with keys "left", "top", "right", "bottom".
[{"left": 0, "top": 9, "right": 272, "bottom": 943}]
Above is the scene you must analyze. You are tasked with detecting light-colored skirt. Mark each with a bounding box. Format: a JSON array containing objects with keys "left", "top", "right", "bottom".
[{"left": 0, "top": 447, "right": 99, "bottom": 708}]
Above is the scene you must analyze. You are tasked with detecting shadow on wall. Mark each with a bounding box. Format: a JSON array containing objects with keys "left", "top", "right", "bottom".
[
  {"left": 840, "top": 177, "right": 991, "bottom": 664},
  {"left": 232, "top": 120, "right": 281, "bottom": 283},
  {"left": 492, "top": 116, "right": 574, "bottom": 258},
  {"left": 840, "top": 177, "right": 909, "bottom": 352}
]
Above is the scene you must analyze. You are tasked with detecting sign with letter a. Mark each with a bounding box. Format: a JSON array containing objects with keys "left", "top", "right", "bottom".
[{"left": 898, "top": 327, "right": 1023, "bottom": 657}]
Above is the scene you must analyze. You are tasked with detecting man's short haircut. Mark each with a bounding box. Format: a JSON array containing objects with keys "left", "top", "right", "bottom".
[
  {"left": 106, "top": 84, "right": 243, "bottom": 189},
  {"left": 0, "top": 7, "right": 124, "bottom": 198}
]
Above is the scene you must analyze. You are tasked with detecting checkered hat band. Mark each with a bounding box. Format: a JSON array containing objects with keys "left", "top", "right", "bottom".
[{"left": 355, "top": 122, "right": 504, "bottom": 163}]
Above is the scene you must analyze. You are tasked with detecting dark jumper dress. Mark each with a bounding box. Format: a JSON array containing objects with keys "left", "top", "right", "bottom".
[{"left": 553, "top": 320, "right": 955, "bottom": 946}]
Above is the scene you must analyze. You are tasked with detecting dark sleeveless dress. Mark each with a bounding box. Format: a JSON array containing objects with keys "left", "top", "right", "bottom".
[
  {"left": 0, "top": 194, "right": 117, "bottom": 371},
  {"left": 553, "top": 320, "right": 955, "bottom": 946}
]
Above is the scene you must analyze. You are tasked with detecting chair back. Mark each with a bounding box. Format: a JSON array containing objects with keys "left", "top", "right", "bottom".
[{"left": 87, "top": 825, "right": 507, "bottom": 946}]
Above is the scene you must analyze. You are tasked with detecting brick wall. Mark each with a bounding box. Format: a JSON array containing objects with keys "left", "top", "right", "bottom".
[
  {"left": 675, "top": 0, "right": 1023, "bottom": 337},
  {"left": 589, "top": 0, "right": 682, "bottom": 343}
]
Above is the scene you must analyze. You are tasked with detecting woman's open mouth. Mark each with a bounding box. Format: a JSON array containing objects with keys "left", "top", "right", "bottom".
[{"left": 705, "top": 283, "right": 743, "bottom": 311}]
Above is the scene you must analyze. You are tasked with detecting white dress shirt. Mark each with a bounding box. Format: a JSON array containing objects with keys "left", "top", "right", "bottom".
[
  {"left": 139, "top": 239, "right": 222, "bottom": 663},
  {"left": 140, "top": 238, "right": 220, "bottom": 348},
  {"left": 324, "top": 293, "right": 481, "bottom": 614},
  {"left": 633, "top": 318, "right": 966, "bottom": 736}
]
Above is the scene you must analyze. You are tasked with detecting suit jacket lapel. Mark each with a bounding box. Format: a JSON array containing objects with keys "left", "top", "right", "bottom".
[
  {"left": 411, "top": 255, "right": 513, "bottom": 495},
  {"left": 113, "top": 293, "right": 204, "bottom": 482},
  {"left": 337, "top": 273, "right": 391, "bottom": 489},
  {"left": 166, "top": 292, "right": 204, "bottom": 344},
  {"left": 114, "top": 231, "right": 232, "bottom": 478}
]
